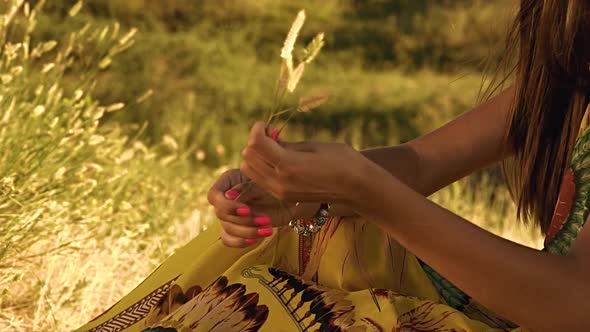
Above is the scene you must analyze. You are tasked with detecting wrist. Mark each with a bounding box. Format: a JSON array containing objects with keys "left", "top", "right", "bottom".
[
  {"left": 353, "top": 161, "right": 395, "bottom": 217},
  {"left": 291, "top": 202, "right": 320, "bottom": 219},
  {"left": 292, "top": 202, "right": 358, "bottom": 219}
]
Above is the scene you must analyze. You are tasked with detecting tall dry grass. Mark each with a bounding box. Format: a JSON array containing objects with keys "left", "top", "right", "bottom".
[{"left": 0, "top": 1, "right": 210, "bottom": 330}]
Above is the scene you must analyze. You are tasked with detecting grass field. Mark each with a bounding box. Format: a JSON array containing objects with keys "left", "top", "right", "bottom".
[{"left": 0, "top": 1, "right": 543, "bottom": 331}]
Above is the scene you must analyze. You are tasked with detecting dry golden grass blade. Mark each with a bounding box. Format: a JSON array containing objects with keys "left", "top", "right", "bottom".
[
  {"left": 287, "top": 62, "right": 305, "bottom": 93},
  {"left": 297, "top": 93, "right": 331, "bottom": 112},
  {"left": 302, "top": 32, "right": 325, "bottom": 64},
  {"left": 68, "top": 1, "right": 83, "bottom": 17},
  {"left": 280, "top": 10, "right": 305, "bottom": 60},
  {"left": 135, "top": 89, "right": 153, "bottom": 104},
  {"left": 105, "top": 102, "right": 124, "bottom": 112},
  {"left": 277, "top": 57, "right": 292, "bottom": 94}
]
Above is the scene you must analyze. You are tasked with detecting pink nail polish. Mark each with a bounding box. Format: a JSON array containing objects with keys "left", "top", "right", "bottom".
[
  {"left": 236, "top": 207, "right": 250, "bottom": 216},
  {"left": 225, "top": 190, "right": 239, "bottom": 200},
  {"left": 257, "top": 227, "right": 273, "bottom": 237},
  {"left": 254, "top": 216, "right": 271, "bottom": 226},
  {"left": 245, "top": 238, "right": 257, "bottom": 245},
  {"left": 270, "top": 128, "right": 279, "bottom": 141}
]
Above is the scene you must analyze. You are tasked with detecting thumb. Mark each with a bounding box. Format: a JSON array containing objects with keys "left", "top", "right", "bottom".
[{"left": 264, "top": 126, "right": 313, "bottom": 152}]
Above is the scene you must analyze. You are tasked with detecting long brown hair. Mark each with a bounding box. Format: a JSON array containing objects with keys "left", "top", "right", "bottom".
[{"left": 498, "top": 0, "right": 590, "bottom": 233}]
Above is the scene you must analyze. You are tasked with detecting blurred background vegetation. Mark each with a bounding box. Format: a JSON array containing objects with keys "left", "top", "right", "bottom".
[
  {"left": 0, "top": 1, "right": 540, "bottom": 331},
  {"left": 38, "top": 0, "right": 515, "bottom": 162}
]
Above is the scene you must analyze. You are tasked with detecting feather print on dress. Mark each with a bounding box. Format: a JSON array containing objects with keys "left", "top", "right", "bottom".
[
  {"left": 142, "top": 284, "right": 203, "bottom": 328},
  {"left": 394, "top": 301, "right": 466, "bottom": 332},
  {"left": 141, "top": 276, "right": 268, "bottom": 332}
]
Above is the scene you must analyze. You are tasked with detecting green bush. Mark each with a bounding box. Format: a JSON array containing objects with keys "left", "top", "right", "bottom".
[{"left": 27, "top": 0, "right": 513, "bottom": 164}]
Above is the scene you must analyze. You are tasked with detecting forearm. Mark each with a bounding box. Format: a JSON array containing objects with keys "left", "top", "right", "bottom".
[
  {"left": 359, "top": 169, "right": 589, "bottom": 330},
  {"left": 296, "top": 144, "right": 424, "bottom": 218},
  {"left": 361, "top": 144, "right": 430, "bottom": 194},
  {"left": 308, "top": 85, "right": 515, "bottom": 219}
]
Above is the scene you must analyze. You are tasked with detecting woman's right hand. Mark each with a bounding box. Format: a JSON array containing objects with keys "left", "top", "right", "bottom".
[{"left": 207, "top": 168, "right": 301, "bottom": 248}]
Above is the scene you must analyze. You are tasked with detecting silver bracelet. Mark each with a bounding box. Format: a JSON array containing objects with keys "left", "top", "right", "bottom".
[{"left": 289, "top": 203, "right": 331, "bottom": 237}]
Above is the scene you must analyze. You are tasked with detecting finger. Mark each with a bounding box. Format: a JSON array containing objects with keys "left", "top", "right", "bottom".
[
  {"left": 210, "top": 190, "right": 240, "bottom": 211},
  {"left": 207, "top": 169, "right": 245, "bottom": 205},
  {"left": 207, "top": 176, "right": 228, "bottom": 206},
  {"left": 242, "top": 146, "right": 277, "bottom": 179},
  {"left": 229, "top": 182, "right": 269, "bottom": 204},
  {"left": 247, "top": 121, "right": 287, "bottom": 166},
  {"left": 240, "top": 161, "right": 281, "bottom": 198},
  {"left": 215, "top": 205, "right": 251, "bottom": 222},
  {"left": 220, "top": 228, "right": 256, "bottom": 248},
  {"left": 220, "top": 220, "right": 273, "bottom": 239},
  {"left": 211, "top": 189, "right": 250, "bottom": 220},
  {"left": 279, "top": 141, "right": 318, "bottom": 153},
  {"left": 213, "top": 188, "right": 275, "bottom": 226},
  {"left": 268, "top": 127, "right": 280, "bottom": 141},
  {"left": 230, "top": 182, "right": 250, "bottom": 191},
  {"left": 221, "top": 220, "right": 259, "bottom": 238},
  {"left": 215, "top": 206, "right": 273, "bottom": 227}
]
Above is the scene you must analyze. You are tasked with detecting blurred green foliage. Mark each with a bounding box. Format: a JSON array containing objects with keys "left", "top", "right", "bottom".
[{"left": 32, "top": 0, "right": 513, "bottom": 166}]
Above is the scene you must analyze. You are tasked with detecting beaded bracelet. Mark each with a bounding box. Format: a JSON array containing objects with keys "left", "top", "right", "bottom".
[{"left": 289, "top": 203, "right": 331, "bottom": 237}]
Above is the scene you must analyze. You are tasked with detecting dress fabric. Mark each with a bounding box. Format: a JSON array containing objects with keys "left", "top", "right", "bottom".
[{"left": 75, "top": 108, "right": 590, "bottom": 332}]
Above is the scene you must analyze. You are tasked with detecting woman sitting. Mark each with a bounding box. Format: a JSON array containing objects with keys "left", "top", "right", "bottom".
[{"left": 77, "top": 1, "right": 590, "bottom": 331}]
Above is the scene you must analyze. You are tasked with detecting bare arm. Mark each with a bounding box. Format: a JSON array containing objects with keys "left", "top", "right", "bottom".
[
  {"left": 239, "top": 84, "right": 589, "bottom": 329},
  {"left": 345, "top": 83, "right": 588, "bottom": 329},
  {"left": 365, "top": 84, "right": 515, "bottom": 196},
  {"left": 298, "top": 85, "right": 515, "bottom": 217},
  {"left": 358, "top": 156, "right": 590, "bottom": 330}
]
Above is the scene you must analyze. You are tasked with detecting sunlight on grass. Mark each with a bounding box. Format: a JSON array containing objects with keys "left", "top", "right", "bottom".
[{"left": 0, "top": 1, "right": 542, "bottom": 331}]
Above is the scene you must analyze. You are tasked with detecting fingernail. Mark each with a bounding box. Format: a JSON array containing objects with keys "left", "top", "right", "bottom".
[
  {"left": 225, "top": 190, "right": 239, "bottom": 200},
  {"left": 245, "top": 238, "right": 257, "bottom": 245},
  {"left": 270, "top": 128, "right": 279, "bottom": 141},
  {"left": 257, "top": 227, "right": 273, "bottom": 237},
  {"left": 254, "top": 216, "right": 271, "bottom": 226},
  {"left": 236, "top": 207, "right": 251, "bottom": 216}
]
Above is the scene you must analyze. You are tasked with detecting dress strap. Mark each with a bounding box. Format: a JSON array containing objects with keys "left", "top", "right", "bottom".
[
  {"left": 544, "top": 102, "right": 590, "bottom": 253},
  {"left": 577, "top": 103, "right": 590, "bottom": 137}
]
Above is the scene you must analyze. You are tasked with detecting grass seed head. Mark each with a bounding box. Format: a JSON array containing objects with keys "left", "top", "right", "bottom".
[
  {"left": 298, "top": 93, "right": 331, "bottom": 112},
  {"left": 280, "top": 10, "right": 305, "bottom": 60},
  {"left": 287, "top": 62, "right": 305, "bottom": 93},
  {"left": 302, "top": 32, "right": 325, "bottom": 64}
]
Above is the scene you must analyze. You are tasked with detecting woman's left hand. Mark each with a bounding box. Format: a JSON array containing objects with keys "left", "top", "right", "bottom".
[{"left": 239, "top": 122, "right": 384, "bottom": 209}]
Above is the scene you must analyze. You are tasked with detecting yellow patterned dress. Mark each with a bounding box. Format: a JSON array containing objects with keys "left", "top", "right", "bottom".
[{"left": 76, "top": 109, "right": 590, "bottom": 332}]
